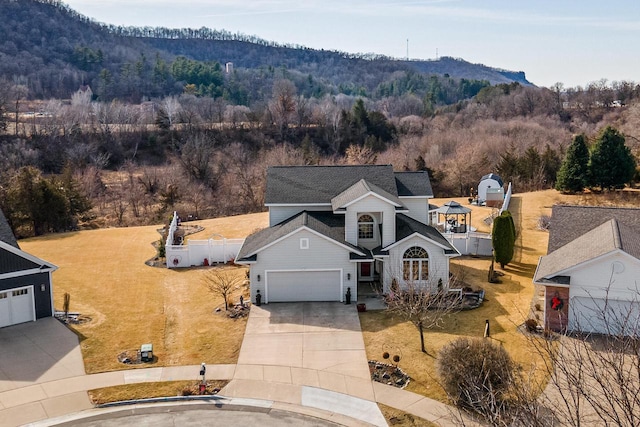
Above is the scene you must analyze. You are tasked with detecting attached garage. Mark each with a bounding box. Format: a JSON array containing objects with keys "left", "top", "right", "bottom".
[
  {"left": 0, "top": 209, "right": 57, "bottom": 328},
  {"left": 0, "top": 286, "right": 36, "bottom": 328},
  {"left": 569, "top": 296, "right": 640, "bottom": 335},
  {"left": 266, "top": 270, "right": 342, "bottom": 303}
]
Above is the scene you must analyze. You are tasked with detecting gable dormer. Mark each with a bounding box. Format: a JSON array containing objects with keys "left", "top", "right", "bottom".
[{"left": 331, "top": 179, "right": 406, "bottom": 248}]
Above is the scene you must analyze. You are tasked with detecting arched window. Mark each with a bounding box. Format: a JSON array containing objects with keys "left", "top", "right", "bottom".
[
  {"left": 403, "top": 246, "right": 429, "bottom": 281},
  {"left": 358, "top": 214, "right": 374, "bottom": 239}
]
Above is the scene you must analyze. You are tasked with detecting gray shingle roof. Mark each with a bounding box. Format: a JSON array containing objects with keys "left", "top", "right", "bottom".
[
  {"left": 548, "top": 205, "right": 640, "bottom": 253},
  {"left": 331, "top": 179, "right": 405, "bottom": 211},
  {"left": 394, "top": 171, "right": 433, "bottom": 197},
  {"left": 236, "top": 211, "right": 364, "bottom": 261},
  {"left": 481, "top": 173, "right": 503, "bottom": 186},
  {"left": 0, "top": 208, "right": 19, "bottom": 249},
  {"left": 394, "top": 214, "right": 458, "bottom": 254},
  {"left": 266, "top": 165, "right": 428, "bottom": 205},
  {"left": 534, "top": 218, "right": 637, "bottom": 282}
]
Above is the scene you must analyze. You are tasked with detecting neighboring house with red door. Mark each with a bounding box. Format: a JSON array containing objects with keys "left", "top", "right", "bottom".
[
  {"left": 236, "top": 165, "right": 460, "bottom": 303},
  {"left": 0, "top": 209, "right": 57, "bottom": 328},
  {"left": 533, "top": 205, "right": 640, "bottom": 335}
]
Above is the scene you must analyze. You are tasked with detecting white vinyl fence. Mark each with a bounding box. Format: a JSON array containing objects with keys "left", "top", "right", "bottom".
[
  {"left": 165, "top": 212, "right": 245, "bottom": 269},
  {"left": 442, "top": 231, "right": 493, "bottom": 256}
]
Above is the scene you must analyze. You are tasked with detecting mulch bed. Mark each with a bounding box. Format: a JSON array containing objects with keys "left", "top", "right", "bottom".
[
  {"left": 369, "top": 361, "right": 410, "bottom": 388},
  {"left": 54, "top": 311, "right": 92, "bottom": 325},
  {"left": 117, "top": 349, "right": 157, "bottom": 365}
]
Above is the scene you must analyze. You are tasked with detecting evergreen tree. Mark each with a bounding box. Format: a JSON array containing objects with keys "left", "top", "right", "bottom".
[
  {"left": 588, "top": 126, "right": 636, "bottom": 190},
  {"left": 492, "top": 210, "right": 516, "bottom": 268},
  {"left": 555, "top": 134, "right": 590, "bottom": 193}
]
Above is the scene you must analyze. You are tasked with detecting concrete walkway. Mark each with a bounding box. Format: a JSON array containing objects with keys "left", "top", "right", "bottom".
[{"left": 0, "top": 307, "right": 475, "bottom": 427}]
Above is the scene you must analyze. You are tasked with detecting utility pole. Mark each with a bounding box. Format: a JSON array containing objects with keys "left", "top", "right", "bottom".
[{"left": 406, "top": 39, "right": 409, "bottom": 60}]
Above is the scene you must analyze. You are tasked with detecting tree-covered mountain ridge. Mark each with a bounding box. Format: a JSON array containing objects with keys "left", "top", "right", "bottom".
[{"left": 0, "top": 0, "right": 531, "bottom": 101}]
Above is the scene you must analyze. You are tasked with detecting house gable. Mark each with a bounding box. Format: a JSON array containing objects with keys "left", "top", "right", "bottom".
[
  {"left": 0, "top": 240, "right": 57, "bottom": 278},
  {"left": 236, "top": 211, "right": 365, "bottom": 263},
  {"left": 534, "top": 218, "right": 640, "bottom": 284},
  {"left": 331, "top": 179, "right": 404, "bottom": 211}
]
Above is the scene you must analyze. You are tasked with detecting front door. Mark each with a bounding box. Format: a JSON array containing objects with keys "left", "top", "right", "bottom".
[{"left": 360, "top": 262, "right": 373, "bottom": 281}]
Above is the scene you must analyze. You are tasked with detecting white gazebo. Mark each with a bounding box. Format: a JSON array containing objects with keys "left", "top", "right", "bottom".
[{"left": 436, "top": 201, "right": 471, "bottom": 233}]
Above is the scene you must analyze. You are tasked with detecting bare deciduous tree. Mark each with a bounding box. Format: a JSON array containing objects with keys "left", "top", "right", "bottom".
[
  {"left": 385, "top": 279, "right": 461, "bottom": 353},
  {"left": 203, "top": 268, "right": 244, "bottom": 311}
]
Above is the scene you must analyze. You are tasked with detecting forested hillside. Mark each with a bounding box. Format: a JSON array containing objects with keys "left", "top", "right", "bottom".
[
  {"left": 0, "top": 0, "right": 526, "bottom": 102},
  {"left": 0, "top": 0, "right": 639, "bottom": 239}
]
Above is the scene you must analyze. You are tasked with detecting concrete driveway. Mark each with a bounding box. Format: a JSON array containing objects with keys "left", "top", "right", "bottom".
[
  {"left": 237, "top": 302, "right": 370, "bottom": 379},
  {"left": 223, "top": 302, "right": 387, "bottom": 426},
  {"left": 0, "top": 317, "right": 85, "bottom": 393}
]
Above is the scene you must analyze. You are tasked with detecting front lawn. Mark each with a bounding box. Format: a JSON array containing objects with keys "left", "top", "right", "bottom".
[
  {"left": 360, "top": 190, "right": 585, "bottom": 402},
  {"left": 20, "top": 212, "right": 269, "bottom": 374}
]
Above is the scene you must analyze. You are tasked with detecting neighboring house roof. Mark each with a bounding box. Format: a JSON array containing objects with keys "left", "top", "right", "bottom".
[
  {"left": 265, "top": 165, "right": 432, "bottom": 205},
  {"left": 394, "top": 171, "right": 433, "bottom": 197},
  {"left": 236, "top": 211, "right": 365, "bottom": 261},
  {"left": 480, "top": 173, "right": 503, "bottom": 186},
  {"left": 547, "top": 205, "right": 640, "bottom": 253},
  {"left": 391, "top": 214, "right": 459, "bottom": 255},
  {"left": 0, "top": 208, "right": 19, "bottom": 249},
  {"left": 331, "top": 179, "right": 405, "bottom": 211},
  {"left": 0, "top": 239, "right": 57, "bottom": 277},
  {"left": 534, "top": 218, "right": 640, "bottom": 284}
]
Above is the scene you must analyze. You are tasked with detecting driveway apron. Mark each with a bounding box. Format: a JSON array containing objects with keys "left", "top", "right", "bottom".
[{"left": 0, "top": 317, "right": 86, "bottom": 393}]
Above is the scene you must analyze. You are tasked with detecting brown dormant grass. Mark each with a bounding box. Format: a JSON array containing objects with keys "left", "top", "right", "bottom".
[{"left": 19, "top": 212, "right": 269, "bottom": 374}]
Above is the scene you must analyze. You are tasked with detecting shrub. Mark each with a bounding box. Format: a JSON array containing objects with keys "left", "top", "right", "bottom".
[
  {"left": 525, "top": 318, "right": 538, "bottom": 332},
  {"left": 438, "top": 337, "right": 517, "bottom": 411},
  {"left": 537, "top": 215, "right": 551, "bottom": 231}
]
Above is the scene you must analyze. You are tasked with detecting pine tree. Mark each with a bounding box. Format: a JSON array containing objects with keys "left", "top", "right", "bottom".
[
  {"left": 555, "top": 134, "right": 590, "bottom": 193},
  {"left": 588, "top": 126, "right": 636, "bottom": 190},
  {"left": 492, "top": 210, "right": 516, "bottom": 268}
]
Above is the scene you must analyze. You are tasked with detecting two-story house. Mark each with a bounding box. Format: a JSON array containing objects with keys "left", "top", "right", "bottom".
[{"left": 236, "top": 165, "right": 459, "bottom": 303}]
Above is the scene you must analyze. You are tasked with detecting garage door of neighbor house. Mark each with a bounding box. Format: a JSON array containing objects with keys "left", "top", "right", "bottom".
[
  {"left": 266, "top": 270, "right": 342, "bottom": 303},
  {"left": 569, "top": 296, "right": 640, "bottom": 335},
  {"left": 0, "top": 286, "right": 35, "bottom": 328}
]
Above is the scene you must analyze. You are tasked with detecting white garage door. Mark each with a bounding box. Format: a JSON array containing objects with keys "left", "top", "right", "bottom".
[
  {"left": 266, "top": 270, "right": 342, "bottom": 303},
  {"left": 0, "top": 286, "right": 35, "bottom": 328},
  {"left": 569, "top": 296, "right": 640, "bottom": 335}
]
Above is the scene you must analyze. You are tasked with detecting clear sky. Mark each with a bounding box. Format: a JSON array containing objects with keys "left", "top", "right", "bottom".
[{"left": 62, "top": 0, "right": 640, "bottom": 88}]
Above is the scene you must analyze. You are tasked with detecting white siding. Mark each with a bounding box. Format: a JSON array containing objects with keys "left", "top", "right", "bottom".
[
  {"left": 566, "top": 252, "right": 640, "bottom": 334},
  {"left": 383, "top": 236, "right": 451, "bottom": 293},
  {"left": 248, "top": 229, "right": 356, "bottom": 303},
  {"left": 400, "top": 197, "right": 429, "bottom": 224},
  {"left": 345, "top": 195, "right": 396, "bottom": 247},
  {"left": 568, "top": 252, "right": 640, "bottom": 301},
  {"left": 268, "top": 205, "right": 331, "bottom": 226}
]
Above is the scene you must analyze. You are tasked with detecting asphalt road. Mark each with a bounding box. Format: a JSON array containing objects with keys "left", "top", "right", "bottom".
[{"left": 52, "top": 408, "right": 342, "bottom": 426}]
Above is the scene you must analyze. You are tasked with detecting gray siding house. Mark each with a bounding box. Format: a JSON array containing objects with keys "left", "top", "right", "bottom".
[
  {"left": 236, "top": 165, "right": 459, "bottom": 303},
  {"left": 0, "top": 209, "right": 57, "bottom": 328}
]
